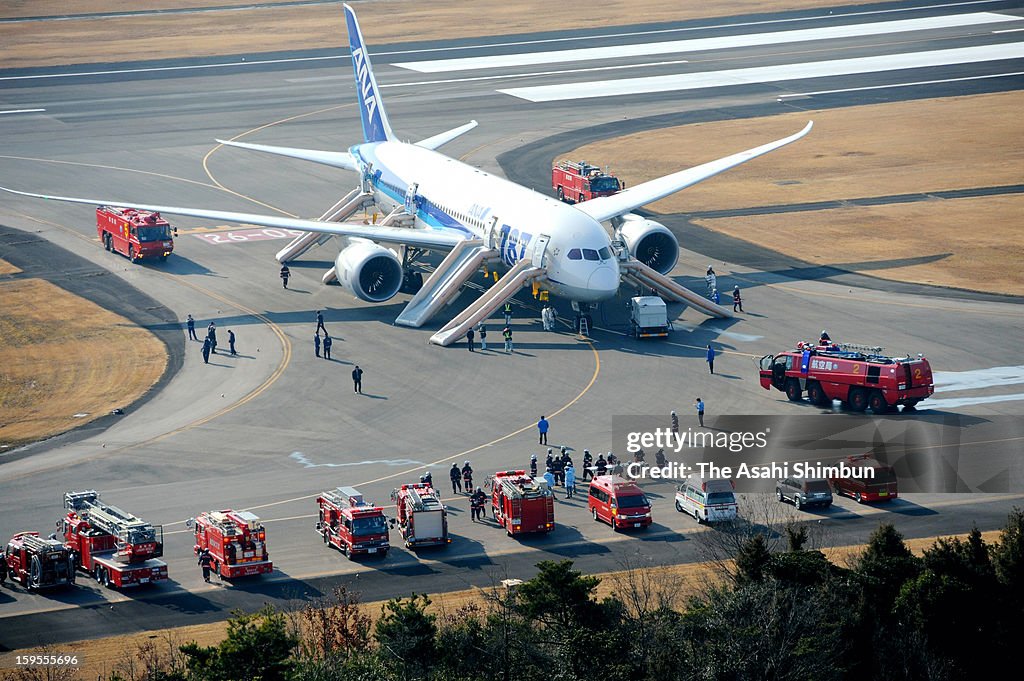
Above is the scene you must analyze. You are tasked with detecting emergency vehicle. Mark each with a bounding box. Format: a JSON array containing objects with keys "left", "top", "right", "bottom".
[
  {"left": 4, "top": 532, "right": 75, "bottom": 591},
  {"left": 490, "top": 470, "right": 555, "bottom": 536},
  {"left": 96, "top": 205, "right": 175, "bottom": 262},
  {"left": 675, "top": 478, "right": 738, "bottom": 524},
  {"left": 830, "top": 454, "right": 899, "bottom": 503},
  {"left": 629, "top": 296, "right": 670, "bottom": 339},
  {"left": 191, "top": 510, "right": 273, "bottom": 579},
  {"left": 61, "top": 490, "right": 168, "bottom": 589},
  {"left": 390, "top": 483, "right": 450, "bottom": 548},
  {"left": 552, "top": 159, "right": 622, "bottom": 204},
  {"left": 759, "top": 340, "right": 934, "bottom": 412},
  {"left": 316, "top": 487, "right": 391, "bottom": 558},
  {"left": 587, "top": 476, "right": 652, "bottom": 530}
]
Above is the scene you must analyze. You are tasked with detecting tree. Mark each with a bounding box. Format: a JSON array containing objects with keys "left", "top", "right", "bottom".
[
  {"left": 735, "top": 534, "right": 771, "bottom": 585},
  {"left": 992, "top": 507, "right": 1024, "bottom": 603},
  {"left": 514, "top": 560, "right": 602, "bottom": 630},
  {"left": 298, "top": 585, "right": 371, "bottom": 661},
  {"left": 373, "top": 594, "right": 436, "bottom": 678},
  {"left": 179, "top": 606, "right": 297, "bottom": 681}
]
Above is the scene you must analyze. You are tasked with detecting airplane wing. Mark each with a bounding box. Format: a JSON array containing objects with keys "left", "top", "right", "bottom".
[
  {"left": 0, "top": 186, "right": 462, "bottom": 250},
  {"left": 575, "top": 121, "right": 813, "bottom": 223},
  {"left": 215, "top": 139, "right": 359, "bottom": 172},
  {"left": 415, "top": 120, "right": 478, "bottom": 150}
]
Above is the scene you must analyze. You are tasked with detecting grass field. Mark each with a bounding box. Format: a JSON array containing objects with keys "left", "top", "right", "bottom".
[{"left": 0, "top": 278, "right": 166, "bottom": 448}]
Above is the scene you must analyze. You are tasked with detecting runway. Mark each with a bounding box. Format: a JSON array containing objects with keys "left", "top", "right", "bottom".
[{"left": 1, "top": 0, "right": 1022, "bottom": 649}]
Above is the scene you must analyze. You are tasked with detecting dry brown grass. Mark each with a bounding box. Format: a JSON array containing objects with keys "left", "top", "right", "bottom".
[
  {"left": 566, "top": 91, "right": 1024, "bottom": 294},
  {"left": 0, "top": 529, "right": 999, "bottom": 679},
  {"left": 0, "top": 278, "right": 165, "bottom": 448},
  {"left": 2, "top": 1, "right": 868, "bottom": 68},
  {"left": 0, "top": 258, "right": 21, "bottom": 275}
]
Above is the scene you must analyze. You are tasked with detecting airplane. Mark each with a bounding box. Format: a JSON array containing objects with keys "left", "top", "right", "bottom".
[{"left": 1, "top": 3, "right": 812, "bottom": 346}]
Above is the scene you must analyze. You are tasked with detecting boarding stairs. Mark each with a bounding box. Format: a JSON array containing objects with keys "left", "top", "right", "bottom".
[
  {"left": 275, "top": 187, "right": 374, "bottom": 264},
  {"left": 429, "top": 260, "right": 543, "bottom": 346},
  {"left": 620, "top": 259, "right": 733, "bottom": 319},
  {"left": 395, "top": 239, "right": 500, "bottom": 328}
]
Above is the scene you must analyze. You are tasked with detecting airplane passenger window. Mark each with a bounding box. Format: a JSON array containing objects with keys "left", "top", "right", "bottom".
[
  {"left": 582, "top": 249, "right": 599, "bottom": 261},
  {"left": 598, "top": 247, "right": 611, "bottom": 260},
  {"left": 567, "top": 249, "right": 583, "bottom": 260}
]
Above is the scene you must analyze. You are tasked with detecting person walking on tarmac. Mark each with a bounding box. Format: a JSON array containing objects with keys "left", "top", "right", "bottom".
[
  {"left": 582, "top": 450, "right": 593, "bottom": 481},
  {"left": 207, "top": 323, "right": 217, "bottom": 354},
  {"left": 201, "top": 337, "right": 211, "bottom": 364},
  {"left": 695, "top": 397, "right": 705, "bottom": 428},
  {"left": 186, "top": 314, "right": 198, "bottom": 341},
  {"left": 733, "top": 285, "right": 743, "bottom": 312},
  {"left": 450, "top": 463, "right": 463, "bottom": 494},
  {"left": 315, "top": 310, "right": 327, "bottom": 335},
  {"left": 323, "top": 333, "right": 333, "bottom": 360},
  {"left": 198, "top": 548, "right": 214, "bottom": 583},
  {"left": 537, "top": 415, "right": 549, "bottom": 445},
  {"left": 314, "top": 333, "right": 321, "bottom": 358},
  {"left": 470, "top": 487, "right": 487, "bottom": 522},
  {"left": 503, "top": 326, "right": 513, "bottom": 353},
  {"left": 503, "top": 302, "right": 513, "bottom": 325},
  {"left": 530, "top": 453, "right": 538, "bottom": 478},
  {"left": 706, "top": 344, "right": 716, "bottom": 374},
  {"left": 462, "top": 461, "right": 473, "bottom": 493},
  {"left": 352, "top": 365, "right": 363, "bottom": 393},
  {"left": 228, "top": 329, "right": 236, "bottom": 356},
  {"left": 705, "top": 266, "right": 717, "bottom": 295},
  {"left": 280, "top": 264, "right": 290, "bottom": 288}
]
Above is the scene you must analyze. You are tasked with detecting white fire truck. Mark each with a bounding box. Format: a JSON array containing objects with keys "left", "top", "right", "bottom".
[
  {"left": 61, "top": 490, "right": 168, "bottom": 589},
  {"left": 390, "top": 483, "right": 450, "bottom": 548},
  {"left": 191, "top": 510, "right": 273, "bottom": 579},
  {"left": 315, "top": 487, "right": 391, "bottom": 559}
]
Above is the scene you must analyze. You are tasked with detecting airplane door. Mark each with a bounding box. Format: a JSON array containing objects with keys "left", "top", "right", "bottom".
[{"left": 532, "top": 234, "right": 551, "bottom": 267}]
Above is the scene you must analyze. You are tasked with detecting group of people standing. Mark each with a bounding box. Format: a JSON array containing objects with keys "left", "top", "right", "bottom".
[{"left": 187, "top": 315, "right": 235, "bottom": 364}]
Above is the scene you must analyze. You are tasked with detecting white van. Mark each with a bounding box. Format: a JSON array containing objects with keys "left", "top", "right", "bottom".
[{"left": 675, "top": 478, "right": 738, "bottom": 523}]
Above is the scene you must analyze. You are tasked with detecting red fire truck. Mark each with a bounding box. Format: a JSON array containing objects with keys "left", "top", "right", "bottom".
[
  {"left": 391, "top": 483, "right": 450, "bottom": 549},
  {"left": 97, "top": 205, "right": 175, "bottom": 262},
  {"left": 490, "top": 470, "right": 555, "bottom": 536},
  {"left": 3, "top": 532, "right": 76, "bottom": 591},
  {"left": 552, "top": 159, "right": 622, "bottom": 204},
  {"left": 316, "top": 487, "right": 391, "bottom": 559},
  {"left": 61, "top": 490, "right": 168, "bottom": 589},
  {"left": 191, "top": 510, "right": 273, "bottom": 579},
  {"left": 759, "top": 341, "right": 934, "bottom": 412}
]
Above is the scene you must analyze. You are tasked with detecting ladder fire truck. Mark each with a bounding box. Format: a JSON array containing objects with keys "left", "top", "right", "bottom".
[
  {"left": 552, "top": 159, "right": 622, "bottom": 204},
  {"left": 3, "top": 532, "right": 75, "bottom": 591},
  {"left": 390, "top": 483, "right": 450, "bottom": 549},
  {"left": 97, "top": 205, "right": 175, "bottom": 262},
  {"left": 490, "top": 470, "right": 555, "bottom": 536},
  {"left": 61, "top": 491, "right": 168, "bottom": 589},
  {"left": 759, "top": 340, "right": 934, "bottom": 412},
  {"left": 315, "top": 487, "right": 391, "bottom": 559},
  {"left": 191, "top": 510, "right": 273, "bottom": 579}
]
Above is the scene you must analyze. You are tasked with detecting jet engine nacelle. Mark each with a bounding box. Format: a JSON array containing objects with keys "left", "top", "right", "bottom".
[
  {"left": 618, "top": 214, "right": 679, "bottom": 275},
  {"left": 335, "top": 240, "right": 403, "bottom": 303}
]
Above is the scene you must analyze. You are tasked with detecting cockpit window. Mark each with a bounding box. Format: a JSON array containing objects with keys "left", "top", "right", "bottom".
[
  {"left": 598, "top": 247, "right": 611, "bottom": 260},
  {"left": 567, "top": 249, "right": 583, "bottom": 260},
  {"left": 582, "top": 249, "right": 599, "bottom": 261}
]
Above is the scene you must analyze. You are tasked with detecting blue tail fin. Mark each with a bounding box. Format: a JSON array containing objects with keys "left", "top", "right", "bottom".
[{"left": 344, "top": 4, "right": 394, "bottom": 144}]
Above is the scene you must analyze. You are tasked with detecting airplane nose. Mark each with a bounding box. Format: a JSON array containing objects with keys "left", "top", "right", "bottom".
[{"left": 587, "top": 265, "right": 619, "bottom": 295}]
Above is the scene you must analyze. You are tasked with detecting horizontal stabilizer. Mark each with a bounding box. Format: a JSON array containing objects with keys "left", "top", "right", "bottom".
[
  {"left": 415, "top": 121, "right": 478, "bottom": 151},
  {"left": 216, "top": 139, "right": 359, "bottom": 172}
]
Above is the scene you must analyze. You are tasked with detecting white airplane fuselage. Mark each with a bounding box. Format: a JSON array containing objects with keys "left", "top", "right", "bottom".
[{"left": 353, "top": 141, "right": 621, "bottom": 303}]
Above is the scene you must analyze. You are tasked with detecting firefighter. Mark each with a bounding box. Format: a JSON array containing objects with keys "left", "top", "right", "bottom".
[
  {"left": 280, "top": 264, "right": 290, "bottom": 288},
  {"left": 564, "top": 464, "right": 576, "bottom": 499},
  {"left": 596, "top": 453, "right": 607, "bottom": 477},
  {"left": 503, "top": 326, "right": 513, "bottom": 353},
  {"left": 530, "top": 453, "right": 538, "bottom": 478},
  {"left": 543, "top": 468, "right": 555, "bottom": 491},
  {"left": 545, "top": 449, "right": 554, "bottom": 471},
  {"left": 420, "top": 470, "right": 433, "bottom": 486},
  {"left": 462, "top": 461, "right": 473, "bottom": 493},
  {"left": 655, "top": 448, "right": 668, "bottom": 468},
  {"left": 671, "top": 410, "right": 679, "bottom": 434},
  {"left": 198, "top": 548, "right": 214, "bottom": 583},
  {"left": 0, "top": 552, "right": 8, "bottom": 585},
  {"left": 551, "top": 455, "right": 564, "bottom": 487},
  {"left": 450, "top": 463, "right": 462, "bottom": 494},
  {"left": 470, "top": 487, "right": 487, "bottom": 522},
  {"left": 733, "top": 285, "right": 743, "bottom": 312},
  {"left": 819, "top": 330, "right": 831, "bottom": 344},
  {"left": 582, "top": 450, "right": 593, "bottom": 481}
]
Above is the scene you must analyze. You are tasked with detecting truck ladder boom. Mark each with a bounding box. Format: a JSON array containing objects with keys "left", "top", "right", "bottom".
[
  {"left": 620, "top": 259, "right": 733, "bottom": 319},
  {"left": 395, "top": 239, "right": 499, "bottom": 328},
  {"left": 430, "top": 260, "right": 543, "bottom": 346}
]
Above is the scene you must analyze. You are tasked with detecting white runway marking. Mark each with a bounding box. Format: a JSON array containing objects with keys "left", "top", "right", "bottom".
[
  {"left": 933, "top": 366, "right": 1024, "bottom": 392},
  {"left": 0, "top": 108, "right": 45, "bottom": 115},
  {"left": 397, "top": 12, "right": 1018, "bottom": 73},
  {"left": 777, "top": 70, "right": 1024, "bottom": 98},
  {"left": 926, "top": 392, "right": 1024, "bottom": 408},
  {"left": 499, "top": 42, "right": 1024, "bottom": 101},
  {"left": 290, "top": 452, "right": 425, "bottom": 469}
]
